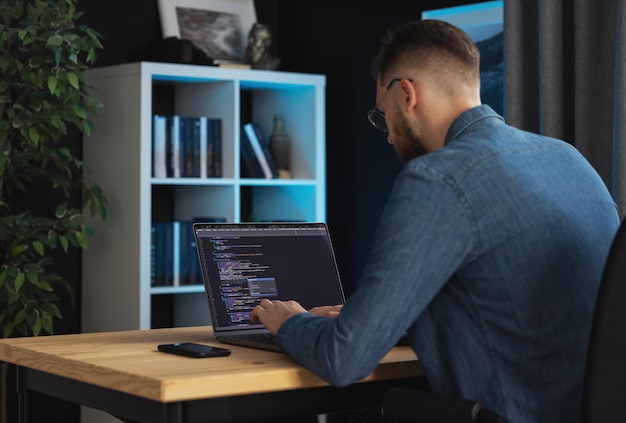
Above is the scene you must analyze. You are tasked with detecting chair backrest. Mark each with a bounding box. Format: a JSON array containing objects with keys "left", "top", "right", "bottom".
[{"left": 582, "top": 219, "right": 626, "bottom": 422}]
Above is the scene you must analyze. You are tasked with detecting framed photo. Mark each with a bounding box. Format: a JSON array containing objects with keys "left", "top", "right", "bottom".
[{"left": 157, "top": 0, "right": 257, "bottom": 63}]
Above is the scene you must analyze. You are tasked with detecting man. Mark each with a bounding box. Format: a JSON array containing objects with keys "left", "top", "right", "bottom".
[{"left": 251, "top": 20, "right": 620, "bottom": 423}]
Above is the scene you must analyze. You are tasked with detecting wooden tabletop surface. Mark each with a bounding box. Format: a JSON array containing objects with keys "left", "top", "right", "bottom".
[{"left": 0, "top": 326, "right": 422, "bottom": 403}]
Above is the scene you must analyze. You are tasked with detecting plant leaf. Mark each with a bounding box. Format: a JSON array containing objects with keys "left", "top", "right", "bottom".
[
  {"left": 11, "top": 245, "right": 28, "bottom": 256},
  {"left": 75, "top": 231, "right": 87, "bottom": 248},
  {"left": 48, "top": 76, "right": 58, "bottom": 94},
  {"left": 59, "top": 236, "right": 69, "bottom": 252},
  {"left": 33, "top": 240, "right": 44, "bottom": 255},
  {"left": 55, "top": 203, "right": 68, "bottom": 218},
  {"left": 15, "top": 273, "right": 25, "bottom": 292},
  {"left": 28, "top": 127, "right": 39, "bottom": 144},
  {"left": 32, "top": 319, "right": 42, "bottom": 336},
  {"left": 46, "top": 34, "right": 63, "bottom": 47},
  {"left": 67, "top": 72, "right": 79, "bottom": 89}
]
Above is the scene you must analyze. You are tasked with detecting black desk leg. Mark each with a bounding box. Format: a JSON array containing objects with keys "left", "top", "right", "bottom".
[{"left": 16, "top": 366, "right": 29, "bottom": 423}]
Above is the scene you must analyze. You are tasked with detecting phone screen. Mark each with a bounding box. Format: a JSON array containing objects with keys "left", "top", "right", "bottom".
[{"left": 157, "top": 343, "right": 231, "bottom": 358}]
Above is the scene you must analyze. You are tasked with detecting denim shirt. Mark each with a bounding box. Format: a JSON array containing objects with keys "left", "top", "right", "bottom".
[{"left": 276, "top": 105, "right": 620, "bottom": 423}]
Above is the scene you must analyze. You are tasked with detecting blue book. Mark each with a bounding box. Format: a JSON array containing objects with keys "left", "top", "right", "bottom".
[
  {"left": 179, "top": 117, "right": 196, "bottom": 177},
  {"left": 243, "top": 122, "right": 279, "bottom": 179},
  {"left": 190, "top": 117, "right": 202, "bottom": 177},
  {"left": 153, "top": 222, "right": 166, "bottom": 286},
  {"left": 212, "top": 118, "right": 223, "bottom": 177},
  {"left": 200, "top": 117, "right": 210, "bottom": 178},
  {"left": 162, "top": 222, "right": 174, "bottom": 286},
  {"left": 251, "top": 122, "right": 279, "bottom": 178},
  {"left": 172, "top": 221, "right": 181, "bottom": 286},
  {"left": 152, "top": 115, "right": 167, "bottom": 178},
  {"left": 182, "top": 221, "right": 202, "bottom": 285},
  {"left": 240, "top": 125, "right": 264, "bottom": 178},
  {"left": 178, "top": 221, "right": 189, "bottom": 285},
  {"left": 150, "top": 224, "right": 157, "bottom": 286},
  {"left": 168, "top": 116, "right": 182, "bottom": 178}
]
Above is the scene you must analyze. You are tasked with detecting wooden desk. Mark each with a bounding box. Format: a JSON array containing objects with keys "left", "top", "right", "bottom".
[{"left": 0, "top": 326, "right": 425, "bottom": 423}]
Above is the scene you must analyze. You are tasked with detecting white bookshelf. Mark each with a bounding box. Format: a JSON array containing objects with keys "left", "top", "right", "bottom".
[{"left": 81, "top": 62, "right": 326, "bottom": 333}]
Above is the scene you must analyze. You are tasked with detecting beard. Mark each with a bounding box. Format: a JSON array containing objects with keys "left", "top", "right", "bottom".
[{"left": 391, "top": 116, "right": 428, "bottom": 165}]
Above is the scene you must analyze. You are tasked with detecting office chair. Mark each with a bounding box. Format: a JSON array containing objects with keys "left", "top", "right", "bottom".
[
  {"left": 581, "top": 217, "right": 626, "bottom": 422},
  {"left": 382, "top": 219, "right": 626, "bottom": 423}
]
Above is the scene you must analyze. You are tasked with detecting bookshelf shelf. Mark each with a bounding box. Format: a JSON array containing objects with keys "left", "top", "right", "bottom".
[
  {"left": 151, "top": 285, "right": 205, "bottom": 295},
  {"left": 150, "top": 177, "right": 237, "bottom": 186},
  {"left": 81, "top": 62, "right": 326, "bottom": 332}
]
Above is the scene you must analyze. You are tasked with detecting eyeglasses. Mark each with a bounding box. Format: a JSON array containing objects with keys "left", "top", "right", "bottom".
[{"left": 367, "top": 78, "right": 412, "bottom": 132}]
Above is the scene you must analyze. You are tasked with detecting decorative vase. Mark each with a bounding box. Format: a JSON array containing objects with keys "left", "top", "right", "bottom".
[{"left": 269, "top": 113, "right": 291, "bottom": 178}]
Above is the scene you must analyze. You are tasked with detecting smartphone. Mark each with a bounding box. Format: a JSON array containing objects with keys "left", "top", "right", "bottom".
[{"left": 157, "top": 343, "right": 231, "bottom": 358}]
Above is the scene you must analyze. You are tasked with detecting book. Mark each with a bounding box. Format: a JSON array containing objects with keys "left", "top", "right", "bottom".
[
  {"left": 150, "top": 223, "right": 157, "bottom": 286},
  {"left": 183, "top": 221, "right": 204, "bottom": 285},
  {"left": 212, "top": 118, "right": 223, "bottom": 177},
  {"left": 169, "top": 116, "right": 182, "bottom": 178},
  {"left": 173, "top": 221, "right": 182, "bottom": 286},
  {"left": 168, "top": 115, "right": 209, "bottom": 178},
  {"left": 152, "top": 115, "right": 167, "bottom": 178},
  {"left": 152, "top": 221, "right": 174, "bottom": 286},
  {"left": 242, "top": 122, "right": 279, "bottom": 179},
  {"left": 178, "top": 221, "right": 191, "bottom": 285},
  {"left": 153, "top": 220, "right": 205, "bottom": 286},
  {"left": 199, "top": 117, "right": 209, "bottom": 178},
  {"left": 189, "top": 117, "right": 202, "bottom": 177},
  {"left": 180, "top": 116, "right": 199, "bottom": 177},
  {"left": 188, "top": 217, "right": 225, "bottom": 285},
  {"left": 201, "top": 118, "right": 222, "bottom": 178},
  {"left": 251, "top": 122, "right": 279, "bottom": 178},
  {"left": 240, "top": 125, "right": 265, "bottom": 178},
  {"left": 153, "top": 222, "right": 166, "bottom": 286}
]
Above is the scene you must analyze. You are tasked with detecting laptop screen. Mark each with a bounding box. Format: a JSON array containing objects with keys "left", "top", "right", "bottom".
[{"left": 193, "top": 222, "right": 345, "bottom": 332}]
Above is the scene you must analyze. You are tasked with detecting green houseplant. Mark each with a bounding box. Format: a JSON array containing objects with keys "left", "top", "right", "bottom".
[
  {"left": 0, "top": 0, "right": 108, "bottom": 339},
  {"left": 0, "top": 3, "right": 109, "bottom": 419}
]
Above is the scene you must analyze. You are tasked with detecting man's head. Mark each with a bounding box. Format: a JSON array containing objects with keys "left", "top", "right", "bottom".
[{"left": 369, "top": 20, "right": 482, "bottom": 164}]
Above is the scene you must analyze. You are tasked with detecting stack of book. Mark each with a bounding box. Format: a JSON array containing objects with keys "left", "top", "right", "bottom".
[
  {"left": 151, "top": 218, "right": 223, "bottom": 287},
  {"left": 152, "top": 115, "right": 223, "bottom": 178}
]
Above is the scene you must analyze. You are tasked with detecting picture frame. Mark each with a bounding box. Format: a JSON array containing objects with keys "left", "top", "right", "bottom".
[
  {"left": 422, "top": 1, "right": 502, "bottom": 42},
  {"left": 157, "top": 0, "right": 257, "bottom": 63}
]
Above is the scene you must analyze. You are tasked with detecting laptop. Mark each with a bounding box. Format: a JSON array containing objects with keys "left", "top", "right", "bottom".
[{"left": 193, "top": 222, "right": 345, "bottom": 352}]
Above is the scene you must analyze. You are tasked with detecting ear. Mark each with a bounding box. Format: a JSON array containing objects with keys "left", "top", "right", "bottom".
[{"left": 398, "top": 79, "right": 418, "bottom": 114}]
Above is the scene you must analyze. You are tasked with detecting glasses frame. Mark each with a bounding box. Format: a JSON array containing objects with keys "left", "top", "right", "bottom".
[{"left": 367, "top": 78, "right": 413, "bottom": 132}]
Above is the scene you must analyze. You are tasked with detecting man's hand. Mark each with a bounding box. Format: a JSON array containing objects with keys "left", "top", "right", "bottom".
[
  {"left": 251, "top": 299, "right": 307, "bottom": 334},
  {"left": 308, "top": 304, "right": 343, "bottom": 318}
]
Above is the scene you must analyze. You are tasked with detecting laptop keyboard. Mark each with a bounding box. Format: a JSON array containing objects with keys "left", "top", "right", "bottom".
[
  {"left": 226, "top": 332, "right": 408, "bottom": 348},
  {"left": 246, "top": 333, "right": 276, "bottom": 344},
  {"left": 229, "top": 332, "right": 276, "bottom": 344}
]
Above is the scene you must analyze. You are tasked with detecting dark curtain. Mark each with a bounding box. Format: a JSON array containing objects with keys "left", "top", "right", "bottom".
[{"left": 504, "top": 0, "right": 626, "bottom": 218}]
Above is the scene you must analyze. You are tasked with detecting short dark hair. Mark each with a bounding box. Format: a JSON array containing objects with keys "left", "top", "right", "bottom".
[{"left": 371, "top": 19, "right": 480, "bottom": 84}]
